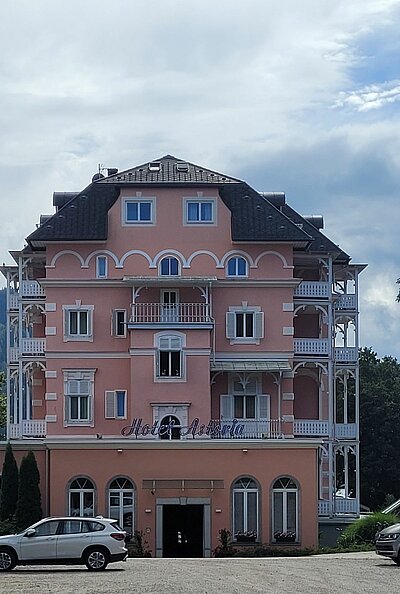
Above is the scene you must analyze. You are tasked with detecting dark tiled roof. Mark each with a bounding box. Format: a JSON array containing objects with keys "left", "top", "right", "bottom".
[
  {"left": 281, "top": 204, "right": 350, "bottom": 262},
  {"left": 219, "top": 183, "right": 312, "bottom": 243},
  {"left": 99, "top": 154, "right": 242, "bottom": 185},
  {"left": 27, "top": 184, "right": 120, "bottom": 245}
]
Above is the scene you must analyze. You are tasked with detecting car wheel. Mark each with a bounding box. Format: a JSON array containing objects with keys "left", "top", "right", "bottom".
[
  {"left": 85, "top": 548, "right": 109, "bottom": 571},
  {"left": 0, "top": 548, "right": 17, "bottom": 572}
]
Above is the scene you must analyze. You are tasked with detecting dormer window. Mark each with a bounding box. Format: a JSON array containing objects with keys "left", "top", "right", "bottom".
[
  {"left": 176, "top": 162, "right": 189, "bottom": 172},
  {"left": 148, "top": 161, "right": 161, "bottom": 172}
]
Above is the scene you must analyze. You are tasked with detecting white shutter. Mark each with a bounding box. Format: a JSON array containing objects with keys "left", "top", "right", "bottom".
[
  {"left": 254, "top": 311, "right": 264, "bottom": 339},
  {"left": 258, "top": 394, "right": 270, "bottom": 419},
  {"left": 226, "top": 312, "right": 236, "bottom": 339},
  {"left": 105, "top": 391, "right": 116, "bottom": 419},
  {"left": 220, "top": 394, "right": 234, "bottom": 420}
]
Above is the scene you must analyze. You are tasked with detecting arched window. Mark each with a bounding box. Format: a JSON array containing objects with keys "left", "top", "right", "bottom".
[
  {"left": 272, "top": 477, "right": 299, "bottom": 542},
  {"left": 159, "top": 414, "right": 181, "bottom": 440},
  {"left": 69, "top": 477, "right": 95, "bottom": 517},
  {"left": 232, "top": 477, "right": 259, "bottom": 542},
  {"left": 157, "top": 335, "right": 183, "bottom": 378},
  {"left": 160, "top": 256, "right": 179, "bottom": 276},
  {"left": 227, "top": 256, "right": 247, "bottom": 277},
  {"left": 108, "top": 477, "right": 135, "bottom": 533}
]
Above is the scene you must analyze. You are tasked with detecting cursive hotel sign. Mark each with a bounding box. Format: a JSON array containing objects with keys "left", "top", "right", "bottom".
[{"left": 121, "top": 417, "right": 245, "bottom": 438}]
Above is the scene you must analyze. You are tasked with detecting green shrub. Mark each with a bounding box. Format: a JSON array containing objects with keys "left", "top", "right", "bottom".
[
  {"left": 0, "top": 518, "right": 17, "bottom": 536},
  {"left": 337, "top": 512, "right": 399, "bottom": 547},
  {"left": 127, "top": 530, "right": 152, "bottom": 557},
  {"left": 214, "top": 529, "right": 238, "bottom": 557}
]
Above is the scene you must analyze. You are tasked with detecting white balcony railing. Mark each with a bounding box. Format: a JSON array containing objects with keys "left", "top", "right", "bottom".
[
  {"left": 318, "top": 498, "right": 358, "bottom": 515},
  {"left": 130, "top": 303, "right": 212, "bottom": 324},
  {"left": 21, "top": 280, "right": 45, "bottom": 298},
  {"left": 334, "top": 294, "right": 356, "bottom": 310},
  {"left": 10, "top": 338, "right": 46, "bottom": 361},
  {"left": 215, "top": 419, "right": 282, "bottom": 439},
  {"left": 294, "top": 281, "right": 329, "bottom": 298},
  {"left": 334, "top": 347, "right": 357, "bottom": 362},
  {"left": 9, "top": 420, "right": 47, "bottom": 438},
  {"left": 9, "top": 293, "right": 18, "bottom": 309},
  {"left": 294, "top": 420, "right": 357, "bottom": 439},
  {"left": 294, "top": 338, "right": 329, "bottom": 355}
]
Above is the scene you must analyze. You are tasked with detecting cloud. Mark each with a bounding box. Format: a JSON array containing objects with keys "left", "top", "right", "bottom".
[{"left": 335, "top": 80, "right": 400, "bottom": 111}]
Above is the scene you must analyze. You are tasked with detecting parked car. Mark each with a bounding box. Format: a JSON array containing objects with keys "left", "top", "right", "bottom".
[
  {"left": 0, "top": 516, "right": 128, "bottom": 571},
  {"left": 375, "top": 522, "right": 400, "bottom": 564}
]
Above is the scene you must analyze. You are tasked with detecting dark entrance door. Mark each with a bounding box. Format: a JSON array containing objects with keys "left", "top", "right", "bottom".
[{"left": 163, "top": 504, "right": 204, "bottom": 557}]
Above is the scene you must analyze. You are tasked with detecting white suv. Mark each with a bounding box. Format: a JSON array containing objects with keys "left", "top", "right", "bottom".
[{"left": 0, "top": 516, "right": 128, "bottom": 571}]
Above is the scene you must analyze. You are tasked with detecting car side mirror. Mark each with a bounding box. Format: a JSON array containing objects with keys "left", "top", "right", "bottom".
[{"left": 25, "top": 528, "right": 36, "bottom": 538}]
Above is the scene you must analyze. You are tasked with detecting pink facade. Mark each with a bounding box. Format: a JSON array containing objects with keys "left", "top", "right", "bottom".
[{"left": 1, "top": 155, "right": 365, "bottom": 555}]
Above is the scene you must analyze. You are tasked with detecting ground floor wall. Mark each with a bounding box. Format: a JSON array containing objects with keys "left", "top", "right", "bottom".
[{"left": 0, "top": 441, "right": 320, "bottom": 556}]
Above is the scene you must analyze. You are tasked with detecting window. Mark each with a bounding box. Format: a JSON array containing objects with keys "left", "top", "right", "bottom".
[
  {"left": 227, "top": 257, "right": 247, "bottom": 277},
  {"left": 69, "top": 477, "right": 95, "bottom": 517},
  {"left": 160, "top": 257, "right": 179, "bottom": 276},
  {"left": 108, "top": 477, "right": 134, "bottom": 533},
  {"left": 64, "top": 370, "right": 94, "bottom": 425},
  {"left": 63, "top": 305, "right": 93, "bottom": 342},
  {"left": 232, "top": 478, "right": 259, "bottom": 541},
  {"left": 112, "top": 309, "right": 127, "bottom": 337},
  {"left": 226, "top": 306, "right": 264, "bottom": 344},
  {"left": 185, "top": 199, "right": 215, "bottom": 224},
  {"left": 159, "top": 415, "right": 181, "bottom": 440},
  {"left": 157, "top": 335, "right": 183, "bottom": 378},
  {"left": 124, "top": 198, "right": 154, "bottom": 224},
  {"left": 33, "top": 520, "right": 60, "bottom": 537},
  {"left": 96, "top": 255, "right": 107, "bottom": 278},
  {"left": 272, "top": 477, "right": 299, "bottom": 543},
  {"left": 105, "top": 390, "right": 127, "bottom": 419}
]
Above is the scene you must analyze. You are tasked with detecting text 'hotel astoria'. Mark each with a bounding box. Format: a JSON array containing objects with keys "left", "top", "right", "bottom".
[{"left": 1, "top": 155, "right": 366, "bottom": 556}]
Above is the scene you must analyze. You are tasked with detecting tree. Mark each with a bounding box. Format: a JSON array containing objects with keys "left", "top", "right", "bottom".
[
  {"left": 15, "top": 450, "right": 42, "bottom": 530},
  {"left": 359, "top": 347, "right": 400, "bottom": 510},
  {"left": 0, "top": 442, "right": 19, "bottom": 521}
]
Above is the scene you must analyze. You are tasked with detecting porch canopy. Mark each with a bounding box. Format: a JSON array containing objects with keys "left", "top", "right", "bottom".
[{"left": 210, "top": 360, "right": 291, "bottom": 372}]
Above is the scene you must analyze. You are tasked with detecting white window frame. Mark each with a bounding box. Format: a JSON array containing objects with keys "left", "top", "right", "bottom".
[
  {"left": 226, "top": 256, "right": 248, "bottom": 277},
  {"left": 68, "top": 477, "right": 95, "bottom": 517},
  {"left": 232, "top": 477, "right": 259, "bottom": 542},
  {"left": 96, "top": 255, "right": 108, "bottom": 279},
  {"left": 63, "top": 369, "right": 95, "bottom": 427},
  {"left": 154, "top": 333, "right": 186, "bottom": 382},
  {"left": 184, "top": 197, "right": 216, "bottom": 225},
  {"left": 159, "top": 256, "right": 180, "bottom": 276},
  {"left": 226, "top": 305, "right": 264, "bottom": 345},
  {"left": 123, "top": 197, "right": 155, "bottom": 225},
  {"left": 63, "top": 304, "right": 94, "bottom": 342},
  {"left": 112, "top": 309, "right": 127, "bottom": 337},
  {"left": 272, "top": 477, "right": 299, "bottom": 542},
  {"left": 108, "top": 477, "right": 135, "bottom": 533},
  {"left": 105, "top": 390, "right": 127, "bottom": 419}
]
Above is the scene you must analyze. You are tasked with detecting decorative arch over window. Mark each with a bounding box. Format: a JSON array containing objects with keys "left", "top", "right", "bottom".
[
  {"left": 68, "top": 477, "right": 95, "bottom": 517},
  {"left": 232, "top": 477, "right": 259, "bottom": 542},
  {"left": 108, "top": 477, "right": 135, "bottom": 533},
  {"left": 227, "top": 256, "right": 248, "bottom": 277},
  {"left": 159, "top": 414, "right": 181, "bottom": 440},
  {"left": 160, "top": 256, "right": 180, "bottom": 276},
  {"left": 272, "top": 476, "right": 299, "bottom": 543}
]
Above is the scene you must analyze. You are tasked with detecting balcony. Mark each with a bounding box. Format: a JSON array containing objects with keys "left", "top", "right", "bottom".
[
  {"left": 9, "top": 281, "right": 45, "bottom": 309},
  {"left": 318, "top": 498, "right": 358, "bottom": 515},
  {"left": 214, "top": 419, "right": 282, "bottom": 439},
  {"left": 334, "top": 294, "right": 356, "bottom": 310},
  {"left": 9, "top": 338, "right": 46, "bottom": 362},
  {"left": 294, "top": 339, "right": 357, "bottom": 362},
  {"left": 9, "top": 419, "right": 47, "bottom": 439},
  {"left": 294, "top": 420, "right": 357, "bottom": 439},
  {"left": 129, "top": 303, "right": 213, "bottom": 328},
  {"left": 294, "top": 281, "right": 329, "bottom": 299}
]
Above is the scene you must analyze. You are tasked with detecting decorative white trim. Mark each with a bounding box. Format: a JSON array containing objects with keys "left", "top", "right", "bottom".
[
  {"left": 254, "top": 250, "right": 291, "bottom": 269},
  {"left": 122, "top": 196, "right": 156, "bottom": 226},
  {"left": 185, "top": 250, "right": 220, "bottom": 269},
  {"left": 45, "top": 326, "right": 57, "bottom": 336},
  {"left": 220, "top": 250, "right": 255, "bottom": 268},
  {"left": 119, "top": 250, "right": 153, "bottom": 268},
  {"left": 84, "top": 250, "right": 119, "bottom": 269},
  {"left": 282, "top": 414, "right": 294, "bottom": 422},
  {"left": 32, "top": 400, "right": 42, "bottom": 407},
  {"left": 283, "top": 327, "right": 294, "bottom": 336},
  {"left": 49, "top": 250, "right": 85, "bottom": 269},
  {"left": 183, "top": 196, "right": 217, "bottom": 226},
  {"left": 45, "top": 370, "right": 57, "bottom": 378},
  {"left": 282, "top": 392, "right": 295, "bottom": 401},
  {"left": 46, "top": 352, "right": 131, "bottom": 359},
  {"left": 32, "top": 379, "right": 43, "bottom": 386},
  {"left": 45, "top": 393, "right": 58, "bottom": 400},
  {"left": 282, "top": 303, "right": 294, "bottom": 312},
  {"left": 151, "top": 249, "right": 186, "bottom": 269},
  {"left": 45, "top": 303, "right": 57, "bottom": 312},
  {"left": 45, "top": 414, "right": 57, "bottom": 422}
]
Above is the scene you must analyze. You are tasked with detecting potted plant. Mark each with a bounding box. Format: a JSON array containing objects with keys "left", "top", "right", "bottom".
[
  {"left": 235, "top": 530, "right": 257, "bottom": 543},
  {"left": 273, "top": 530, "right": 296, "bottom": 543}
]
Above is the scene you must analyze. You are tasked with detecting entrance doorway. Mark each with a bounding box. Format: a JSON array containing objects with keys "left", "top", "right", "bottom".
[{"left": 162, "top": 504, "right": 203, "bottom": 557}]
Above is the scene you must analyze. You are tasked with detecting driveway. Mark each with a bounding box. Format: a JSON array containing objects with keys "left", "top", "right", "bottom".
[{"left": 2, "top": 552, "right": 398, "bottom": 594}]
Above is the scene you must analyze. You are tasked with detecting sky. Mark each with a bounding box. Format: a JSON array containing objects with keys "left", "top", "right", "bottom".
[{"left": 0, "top": 0, "right": 399, "bottom": 359}]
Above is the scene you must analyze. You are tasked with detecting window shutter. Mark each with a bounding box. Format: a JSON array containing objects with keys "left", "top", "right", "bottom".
[
  {"left": 226, "top": 312, "right": 236, "bottom": 339},
  {"left": 258, "top": 394, "right": 270, "bottom": 419},
  {"left": 254, "top": 311, "right": 264, "bottom": 339},
  {"left": 220, "top": 394, "right": 234, "bottom": 419},
  {"left": 87, "top": 310, "right": 92, "bottom": 337},
  {"left": 105, "top": 391, "right": 116, "bottom": 419}
]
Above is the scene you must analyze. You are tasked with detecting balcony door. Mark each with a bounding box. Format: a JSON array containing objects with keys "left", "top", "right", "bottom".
[{"left": 161, "top": 290, "right": 179, "bottom": 322}]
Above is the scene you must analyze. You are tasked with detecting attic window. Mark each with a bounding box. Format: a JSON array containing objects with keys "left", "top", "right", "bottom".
[
  {"left": 148, "top": 162, "right": 161, "bottom": 172},
  {"left": 176, "top": 162, "right": 189, "bottom": 172}
]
